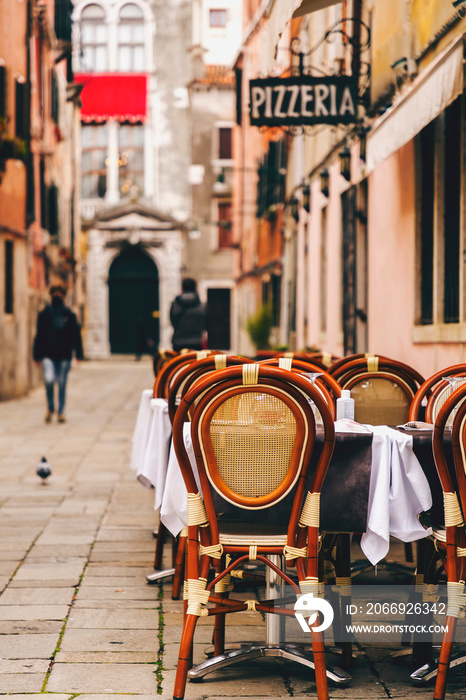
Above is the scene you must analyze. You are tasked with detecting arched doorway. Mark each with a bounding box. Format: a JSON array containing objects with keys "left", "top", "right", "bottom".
[{"left": 108, "top": 246, "right": 159, "bottom": 354}]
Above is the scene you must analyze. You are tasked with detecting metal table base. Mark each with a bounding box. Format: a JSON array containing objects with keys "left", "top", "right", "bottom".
[{"left": 187, "top": 555, "right": 352, "bottom": 687}]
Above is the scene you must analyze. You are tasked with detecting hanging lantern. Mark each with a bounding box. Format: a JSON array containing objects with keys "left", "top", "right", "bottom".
[
  {"left": 302, "top": 185, "right": 311, "bottom": 213},
  {"left": 320, "top": 168, "right": 329, "bottom": 198}
]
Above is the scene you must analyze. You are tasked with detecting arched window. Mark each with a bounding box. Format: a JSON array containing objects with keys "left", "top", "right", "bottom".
[
  {"left": 80, "top": 4, "right": 107, "bottom": 72},
  {"left": 118, "top": 4, "right": 145, "bottom": 72}
]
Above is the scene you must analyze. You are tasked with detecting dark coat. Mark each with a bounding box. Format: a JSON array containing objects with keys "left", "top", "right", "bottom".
[
  {"left": 33, "top": 302, "right": 84, "bottom": 361},
  {"left": 170, "top": 291, "right": 207, "bottom": 351}
]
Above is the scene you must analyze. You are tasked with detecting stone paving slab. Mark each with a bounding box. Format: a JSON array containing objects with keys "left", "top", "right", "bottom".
[
  {"left": 0, "top": 659, "right": 50, "bottom": 673},
  {"left": 67, "top": 607, "right": 159, "bottom": 629},
  {"left": 0, "top": 675, "right": 46, "bottom": 693},
  {"left": 0, "top": 604, "right": 69, "bottom": 620},
  {"left": 0, "top": 633, "right": 57, "bottom": 658},
  {"left": 0, "top": 620, "right": 64, "bottom": 634},
  {"left": 59, "top": 628, "right": 159, "bottom": 652},
  {"left": 47, "top": 662, "right": 158, "bottom": 694},
  {"left": 55, "top": 650, "right": 157, "bottom": 663},
  {"left": 0, "top": 696, "right": 71, "bottom": 700},
  {"left": 76, "top": 584, "right": 157, "bottom": 600}
]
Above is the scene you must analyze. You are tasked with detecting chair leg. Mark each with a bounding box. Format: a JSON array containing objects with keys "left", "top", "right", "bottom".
[
  {"left": 173, "top": 613, "right": 199, "bottom": 700},
  {"left": 433, "top": 621, "right": 457, "bottom": 700},
  {"left": 171, "top": 534, "right": 186, "bottom": 600},
  {"left": 154, "top": 522, "right": 168, "bottom": 570},
  {"left": 310, "top": 629, "right": 329, "bottom": 700}
]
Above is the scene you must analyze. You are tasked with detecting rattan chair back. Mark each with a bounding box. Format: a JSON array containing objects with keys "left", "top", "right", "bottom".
[
  {"left": 153, "top": 350, "right": 218, "bottom": 399},
  {"left": 258, "top": 357, "right": 341, "bottom": 419},
  {"left": 331, "top": 356, "right": 424, "bottom": 425},
  {"left": 408, "top": 364, "right": 466, "bottom": 422},
  {"left": 167, "top": 354, "right": 251, "bottom": 424}
]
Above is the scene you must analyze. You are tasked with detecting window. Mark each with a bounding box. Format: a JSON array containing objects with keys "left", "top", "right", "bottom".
[
  {"left": 80, "top": 4, "right": 107, "bottom": 72},
  {"left": 217, "top": 202, "right": 232, "bottom": 248},
  {"left": 15, "top": 77, "right": 28, "bottom": 140},
  {"left": 118, "top": 124, "right": 144, "bottom": 195},
  {"left": 0, "top": 65, "right": 6, "bottom": 118},
  {"left": 118, "top": 4, "right": 145, "bottom": 72},
  {"left": 81, "top": 124, "right": 107, "bottom": 199},
  {"left": 209, "top": 9, "right": 227, "bottom": 27},
  {"left": 4, "top": 240, "right": 13, "bottom": 315},
  {"left": 218, "top": 127, "right": 232, "bottom": 160},
  {"left": 416, "top": 95, "right": 463, "bottom": 331}
]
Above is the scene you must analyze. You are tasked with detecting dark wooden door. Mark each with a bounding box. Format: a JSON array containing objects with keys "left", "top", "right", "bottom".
[
  {"left": 207, "top": 288, "right": 231, "bottom": 349},
  {"left": 108, "top": 246, "right": 159, "bottom": 354}
]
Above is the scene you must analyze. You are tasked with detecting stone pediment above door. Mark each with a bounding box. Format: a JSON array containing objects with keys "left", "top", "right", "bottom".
[{"left": 82, "top": 201, "right": 187, "bottom": 233}]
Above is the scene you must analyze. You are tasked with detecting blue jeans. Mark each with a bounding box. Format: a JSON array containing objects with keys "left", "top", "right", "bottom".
[{"left": 42, "top": 359, "right": 71, "bottom": 414}]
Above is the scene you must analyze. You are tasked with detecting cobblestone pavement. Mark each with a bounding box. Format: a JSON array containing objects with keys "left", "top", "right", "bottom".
[{"left": 0, "top": 359, "right": 465, "bottom": 699}]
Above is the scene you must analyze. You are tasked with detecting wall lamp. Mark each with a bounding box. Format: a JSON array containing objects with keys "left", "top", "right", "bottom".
[
  {"left": 290, "top": 196, "right": 299, "bottom": 223},
  {"left": 339, "top": 143, "right": 351, "bottom": 182},
  {"left": 302, "top": 184, "right": 311, "bottom": 213},
  {"left": 320, "top": 168, "right": 329, "bottom": 198}
]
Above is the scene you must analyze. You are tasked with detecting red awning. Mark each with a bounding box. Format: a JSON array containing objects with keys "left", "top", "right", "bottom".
[{"left": 75, "top": 74, "right": 148, "bottom": 123}]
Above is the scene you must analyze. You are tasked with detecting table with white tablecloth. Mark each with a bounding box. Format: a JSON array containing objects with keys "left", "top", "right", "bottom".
[{"left": 159, "top": 420, "right": 434, "bottom": 565}]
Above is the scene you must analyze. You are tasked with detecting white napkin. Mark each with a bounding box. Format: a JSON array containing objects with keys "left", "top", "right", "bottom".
[{"left": 360, "top": 425, "right": 433, "bottom": 565}]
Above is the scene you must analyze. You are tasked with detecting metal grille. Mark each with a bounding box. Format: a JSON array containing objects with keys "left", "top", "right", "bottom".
[{"left": 209, "top": 392, "right": 297, "bottom": 498}]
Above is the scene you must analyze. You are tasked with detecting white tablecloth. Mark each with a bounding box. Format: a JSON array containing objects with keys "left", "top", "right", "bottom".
[
  {"left": 159, "top": 420, "right": 433, "bottom": 565},
  {"left": 131, "top": 391, "right": 172, "bottom": 509}
]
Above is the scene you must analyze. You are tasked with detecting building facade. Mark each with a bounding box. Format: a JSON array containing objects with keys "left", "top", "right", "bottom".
[
  {"left": 0, "top": 0, "right": 79, "bottom": 399},
  {"left": 233, "top": 0, "right": 466, "bottom": 376}
]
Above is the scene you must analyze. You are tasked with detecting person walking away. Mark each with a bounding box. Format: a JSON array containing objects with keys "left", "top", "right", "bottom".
[
  {"left": 33, "top": 284, "right": 84, "bottom": 423},
  {"left": 170, "top": 277, "right": 207, "bottom": 351}
]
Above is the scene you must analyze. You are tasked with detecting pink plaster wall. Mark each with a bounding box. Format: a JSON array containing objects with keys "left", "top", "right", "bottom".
[{"left": 367, "top": 141, "right": 465, "bottom": 379}]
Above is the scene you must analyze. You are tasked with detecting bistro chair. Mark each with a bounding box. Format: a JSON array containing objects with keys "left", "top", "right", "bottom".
[
  {"left": 153, "top": 350, "right": 217, "bottom": 401},
  {"left": 331, "top": 356, "right": 425, "bottom": 425},
  {"left": 327, "top": 353, "right": 389, "bottom": 376},
  {"left": 259, "top": 356, "right": 342, "bottom": 417},
  {"left": 414, "top": 382, "right": 466, "bottom": 700},
  {"left": 153, "top": 348, "right": 178, "bottom": 378},
  {"left": 149, "top": 351, "right": 218, "bottom": 577},
  {"left": 166, "top": 354, "right": 253, "bottom": 598},
  {"left": 167, "top": 354, "right": 252, "bottom": 425},
  {"left": 255, "top": 350, "right": 339, "bottom": 370},
  {"left": 408, "top": 364, "right": 466, "bottom": 424},
  {"left": 172, "top": 364, "right": 344, "bottom": 700}
]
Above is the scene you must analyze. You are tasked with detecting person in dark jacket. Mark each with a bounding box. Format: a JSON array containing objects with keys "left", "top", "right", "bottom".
[
  {"left": 33, "top": 284, "right": 84, "bottom": 423},
  {"left": 170, "top": 277, "right": 207, "bottom": 352}
]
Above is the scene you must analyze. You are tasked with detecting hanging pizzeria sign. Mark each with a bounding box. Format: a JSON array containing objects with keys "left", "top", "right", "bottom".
[{"left": 249, "top": 76, "right": 358, "bottom": 127}]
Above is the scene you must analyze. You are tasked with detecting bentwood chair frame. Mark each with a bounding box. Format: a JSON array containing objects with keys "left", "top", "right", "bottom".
[
  {"left": 172, "top": 364, "right": 338, "bottom": 700},
  {"left": 166, "top": 354, "right": 252, "bottom": 597},
  {"left": 153, "top": 348, "right": 178, "bottom": 378},
  {"left": 258, "top": 357, "right": 342, "bottom": 417},
  {"left": 425, "top": 383, "right": 466, "bottom": 700},
  {"left": 150, "top": 351, "right": 218, "bottom": 578},
  {"left": 255, "top": 350, "right": 339, "bottom": 370},
  {"left": 167, "top": 354, "right": 252, "bottom": 425},
  {"left": 153, "top": 350, "right": 219, "bottom": 400},
  {"left": 408, "top": 364, "right": 466, "bottom": 424}
]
